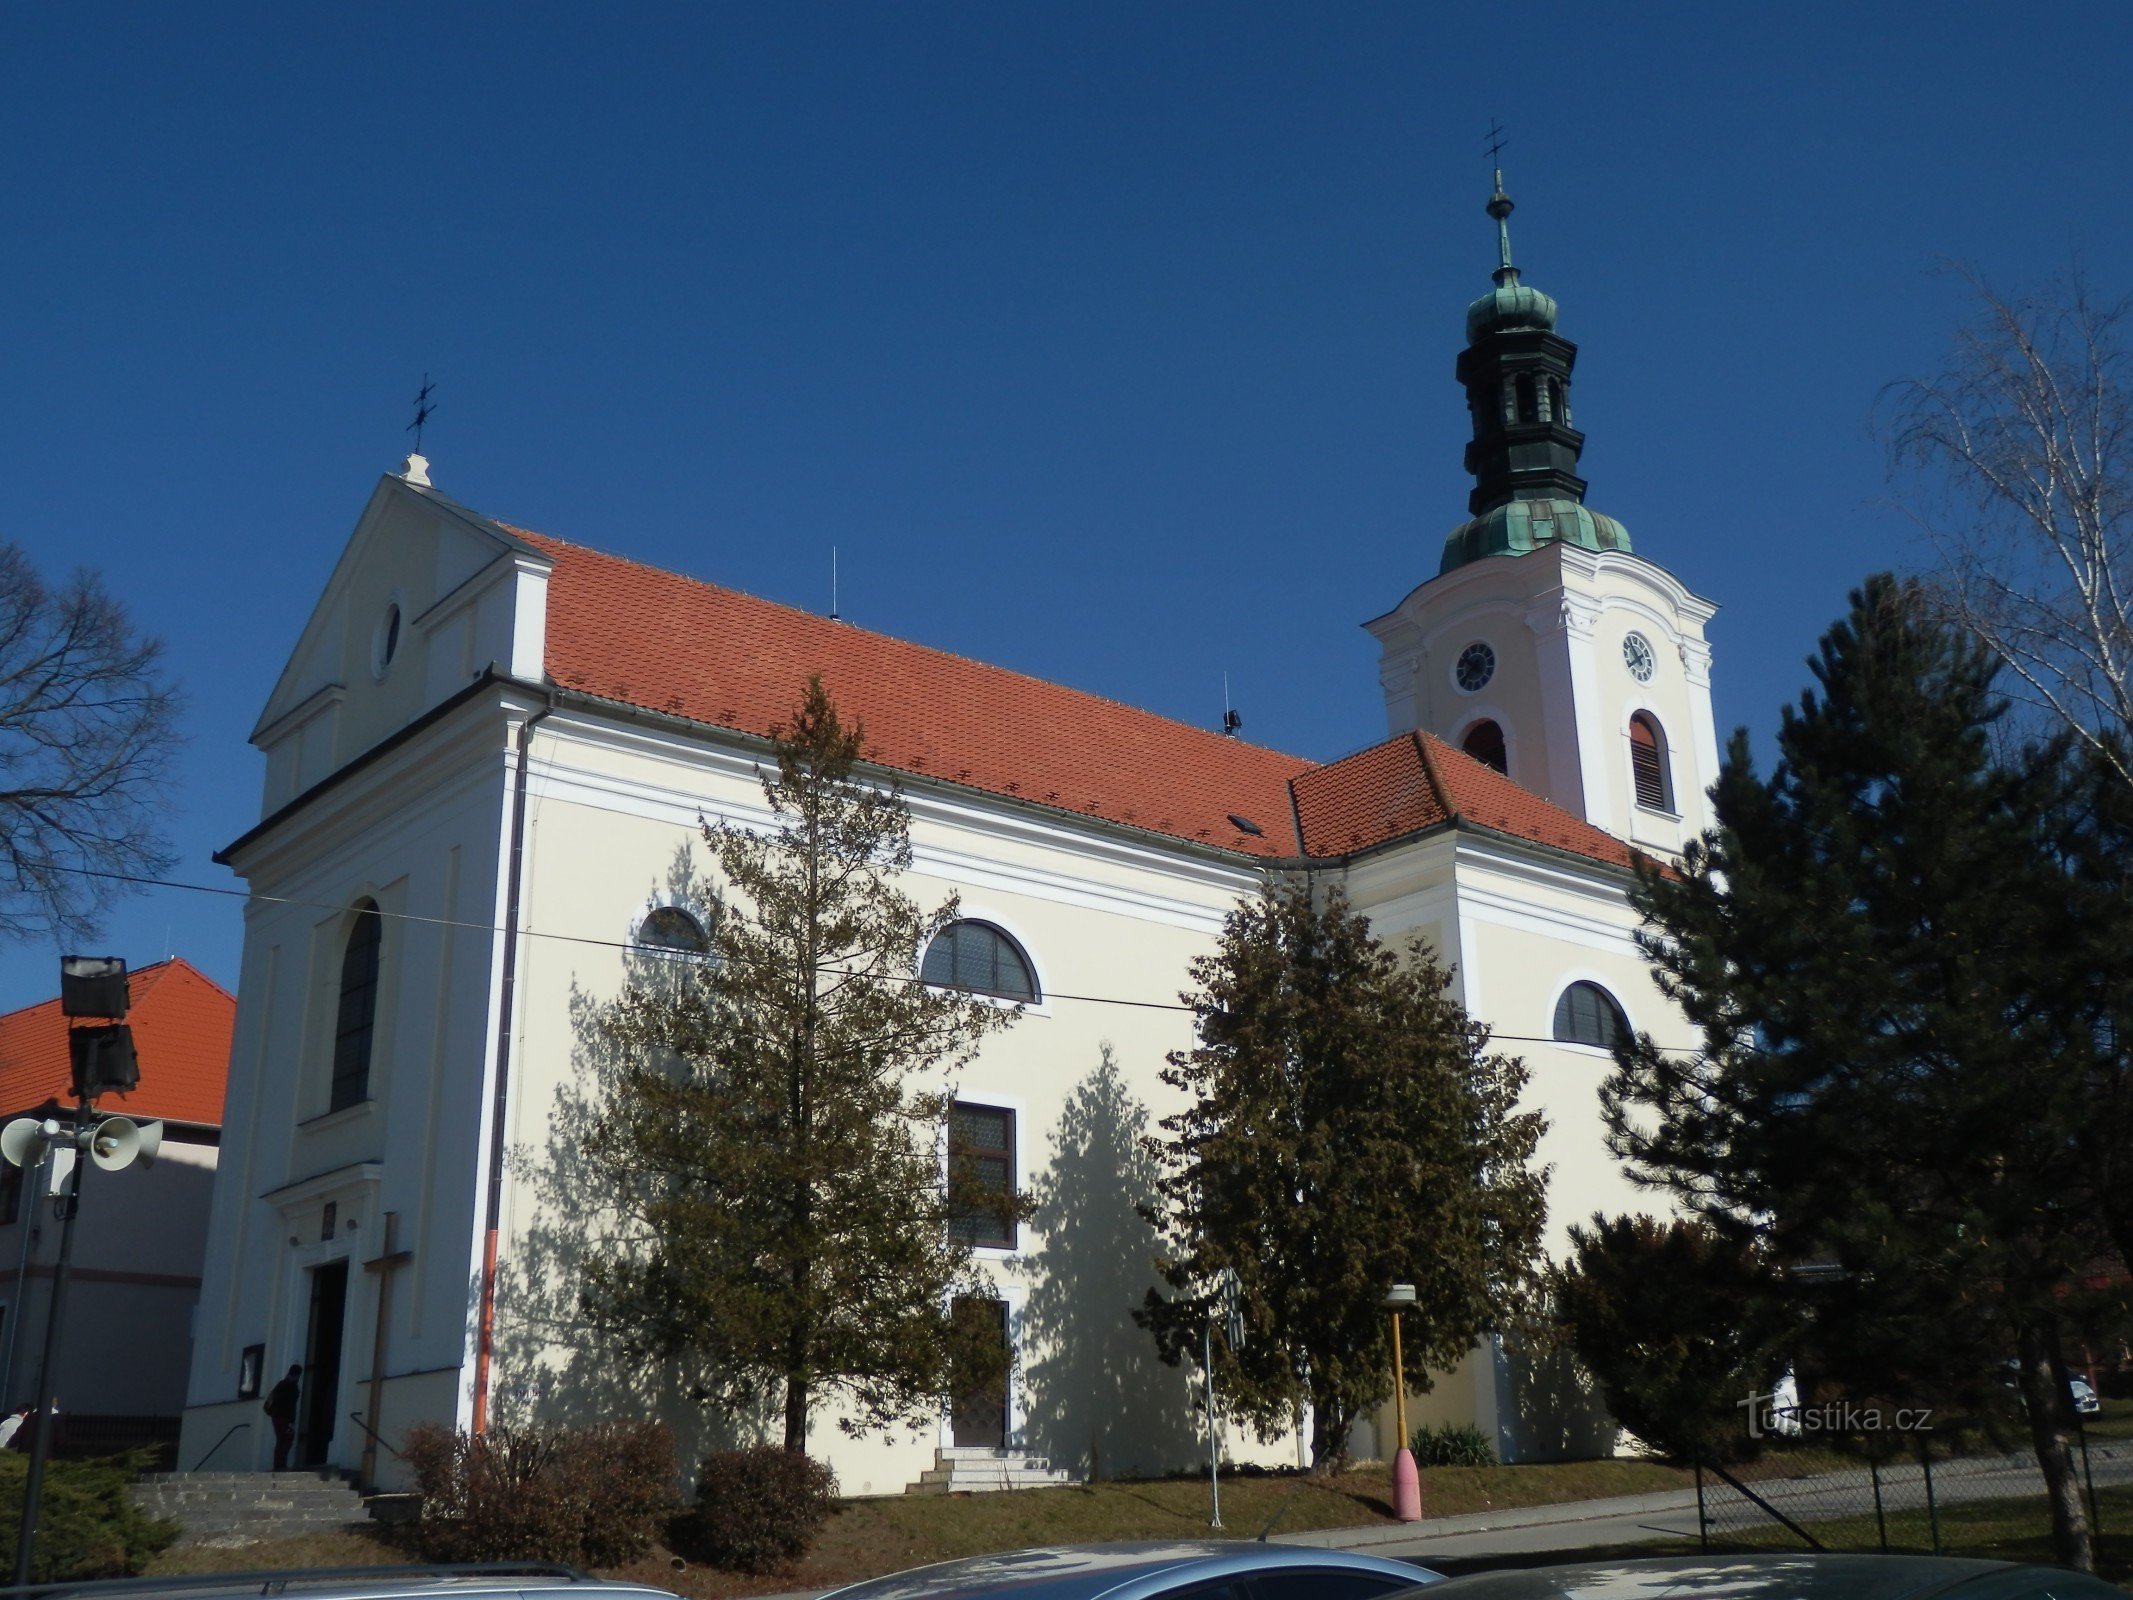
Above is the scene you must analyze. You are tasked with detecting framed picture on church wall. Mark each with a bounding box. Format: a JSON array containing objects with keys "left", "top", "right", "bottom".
[{"left": 238, "top": 1344, "right": 263, "bottom": 1401}]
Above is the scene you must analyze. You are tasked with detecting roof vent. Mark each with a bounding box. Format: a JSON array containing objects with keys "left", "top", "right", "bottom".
[{"left": 1226, "top": 813, "right": 1264, "bottom": 837}]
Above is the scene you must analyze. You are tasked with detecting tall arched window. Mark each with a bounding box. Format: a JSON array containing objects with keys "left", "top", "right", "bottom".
[
  {"left": 1462, "top": 719, "right": 1508, "bottom": 775},
  {"left": 1515, "top": 372, "right": 1538, "bottom": 423},
  {"left": 1629, "top": 713, "right": 1672, "bottom": 812},
  {"left": 922, "top": 921, "right": 1038, "bottom": 1003},
  {"left": 1548, "top": 377, "right": 1566, "bottom": 425},
  {"left": 1554, "top": 981, "right": 1629, "bottom": 1050},
  {"left": 330, "top": 901, "right": 382, "bottom": 1112}
]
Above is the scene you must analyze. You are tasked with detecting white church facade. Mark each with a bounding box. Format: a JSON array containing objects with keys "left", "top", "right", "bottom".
[{"left": 179, "top": 175, "right": 1718, "bottom": 1492}]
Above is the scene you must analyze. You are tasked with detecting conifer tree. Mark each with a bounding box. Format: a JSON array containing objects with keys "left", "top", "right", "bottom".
[
  {"left": 1606, "top": 575, "right": 2121, "bottom": 1569},
  {"left": 579, "top": 679, "right": 1018, "bottom": 1454},
  {"left": 1140, "top": 880, "right": 1547, "bottom": 1470}
]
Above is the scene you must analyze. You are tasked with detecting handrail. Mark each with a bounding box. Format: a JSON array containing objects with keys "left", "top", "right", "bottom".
[
  {"left": 186, "top": 1419, "right": 250, "bottom": 1473},
  {"left": 345, "top": 1409, "right": 403, "bottom": 1462}
]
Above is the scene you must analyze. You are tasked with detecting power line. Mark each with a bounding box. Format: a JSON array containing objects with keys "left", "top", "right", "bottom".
[{"left": 47, "top": 860, "right": 1713, "bottom": 1050}]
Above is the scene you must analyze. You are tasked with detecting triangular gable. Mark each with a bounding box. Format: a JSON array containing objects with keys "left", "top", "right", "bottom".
[{"left": 252, "top": 473, "right": 546, "bottom": 745}]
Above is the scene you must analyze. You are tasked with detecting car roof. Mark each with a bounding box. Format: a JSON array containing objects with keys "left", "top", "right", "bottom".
[
  {"left": 0, "top": 1565, "right": 676, "bottom": 1600},
  {"left": 1412, "top": 1555, "right": 2121, "bottom": 1600},
  {"left": 821, "top": 1540, "right": 1438, "bottom": 1600}
]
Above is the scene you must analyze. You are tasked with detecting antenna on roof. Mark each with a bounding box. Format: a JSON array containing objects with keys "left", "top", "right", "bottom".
[
  {"left": 831, "top": 546, "right": 839, "bottom": 621},
  {"left": 1221, "top": 673, "right": 1242, "bottom": 737}
]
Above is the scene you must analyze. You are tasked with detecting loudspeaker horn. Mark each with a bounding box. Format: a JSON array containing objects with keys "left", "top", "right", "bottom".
[
  {"left": 0, "top": 1118, "right": 47, "bottom": 1170},
  {"left": 90, "top": 1116, "right": 162, "bottom": 1173}
]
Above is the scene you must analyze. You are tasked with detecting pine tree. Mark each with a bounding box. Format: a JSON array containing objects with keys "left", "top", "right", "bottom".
[
  {"left": 1139, "top": 880, "right": 1548, "bottom": 1470},
  {"left": 579, "top": 679, "right": 1018, "bottom": 1454},
  {"left": 1554, "top": 1214, "right": 1789, "bottom": 1465},
  {"left": 1606, "top": 575, "right": 2121, "bottom": 1569}
]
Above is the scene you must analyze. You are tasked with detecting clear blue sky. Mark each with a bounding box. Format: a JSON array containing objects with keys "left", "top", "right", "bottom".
[{"left": 3, "top": 2, "right": 2129, "bottom": 1010}]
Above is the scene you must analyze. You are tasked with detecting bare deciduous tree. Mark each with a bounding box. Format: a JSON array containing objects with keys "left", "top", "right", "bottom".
[
  {"left": 0, "top": 544, "right": 181, "bottom": 941},
  {"left": 1883, "top": 270, "right": 2133, "bottom": 782}
]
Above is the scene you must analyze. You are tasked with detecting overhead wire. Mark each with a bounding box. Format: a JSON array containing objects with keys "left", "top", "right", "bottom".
[{"left": 45, "top": 860, "right": 1713, "bottom": 1051}]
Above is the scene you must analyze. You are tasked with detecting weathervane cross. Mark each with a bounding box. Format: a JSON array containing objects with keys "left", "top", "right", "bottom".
[
  {"left": 407, "top": 374, "right": 436, "bottom": 454},
  {"left": 1484, "top": 119, "right": 1508, "bottom": 166}
]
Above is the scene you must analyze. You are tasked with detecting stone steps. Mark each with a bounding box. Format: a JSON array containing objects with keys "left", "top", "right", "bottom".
[
  {"left": 906, "top": 1446, "right": 1075, "bottom": 1495},
  {"left": 130, "top": 1469, "right": 372, "bottom": 1547}
]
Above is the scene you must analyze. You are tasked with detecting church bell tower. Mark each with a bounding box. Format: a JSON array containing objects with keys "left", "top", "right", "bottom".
[{"left": 1364, "top": 169, "right": 1721, "bottom": 854}]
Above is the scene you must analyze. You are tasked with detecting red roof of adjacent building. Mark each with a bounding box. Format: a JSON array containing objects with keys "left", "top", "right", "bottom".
[
  {"left": 0, "top": 959, "right": 233, "bottom": 1127},
  {"left": 504, "top": 524, "right": 1645, "bottom": 874}
]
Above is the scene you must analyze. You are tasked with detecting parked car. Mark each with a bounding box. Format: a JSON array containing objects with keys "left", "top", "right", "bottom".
[
  {"left": 2000, "top": 1360, "right": 2104, "bottom": 1417},
  {"left": 1391, "top": 1555, "right": 2123, "bottom": 1600},
  {"left": 820, "top": 1541, "right": 1439, "bottom": 1600},
  {"left": 0, "top": 1562, "right": 679, "bottom": 1600}
]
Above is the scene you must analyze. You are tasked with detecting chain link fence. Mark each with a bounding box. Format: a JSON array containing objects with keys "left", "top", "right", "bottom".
[{"left": 1695, "top": 1420, "right": 2126, "bottom": 1560}]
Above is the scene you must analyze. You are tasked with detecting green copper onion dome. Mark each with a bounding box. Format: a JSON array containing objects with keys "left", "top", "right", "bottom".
[
  {"left": 1465, "top": 280, "right": 1558, "bottom": 342},
  {"left": 1437, "top": 164, "right": 1629, "bottom": 574},
  {"left": 1439, "top": 497, "right": 1631, "bottom": 574}
]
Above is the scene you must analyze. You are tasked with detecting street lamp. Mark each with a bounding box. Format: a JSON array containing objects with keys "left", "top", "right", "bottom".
[{"left": 1384, "top": 1283, "right": 1422, "bottom": 1523}]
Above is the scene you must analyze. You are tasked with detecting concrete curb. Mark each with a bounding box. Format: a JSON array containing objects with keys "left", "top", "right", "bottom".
[{"left": 1269, "top": 1487, "right": 1703, "bottom": 1551}]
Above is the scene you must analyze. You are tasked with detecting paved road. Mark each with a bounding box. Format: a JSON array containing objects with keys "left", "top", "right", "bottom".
[{"left": 1279, "top": 1438, "right": 2132, "bottom": 1567}]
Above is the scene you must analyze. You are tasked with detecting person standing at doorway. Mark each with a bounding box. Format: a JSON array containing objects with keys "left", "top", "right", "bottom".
[{"left": 264, "top": 1364, "right": 301, "bottom": 1471}]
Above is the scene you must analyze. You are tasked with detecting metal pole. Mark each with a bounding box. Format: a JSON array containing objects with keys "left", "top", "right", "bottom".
[
  {"left": 1920, "top": 1444, "right": 1941, "bottom": 1556},
  {"left": 1205, "top": 1313, "right": 1221, "bottom": 1529},
  {"left": 0, "top": 1150, "right": 50, "bottom": 1408},
  {"left": 1391, "top": 1309, "right": 1408, "bottom": 1453},
  {"left": 1695, "top": 1462, "right": 1709, "bottom": 1551},
  {"left": 1870, "top": 1457, "right": 1887, "bottom": 1552},
  {"left": 13, "top": 1113, "right": 86, "bottom": 1586}
]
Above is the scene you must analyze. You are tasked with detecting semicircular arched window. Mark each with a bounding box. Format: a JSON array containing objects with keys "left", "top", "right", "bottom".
[
  {"left": 1629, "top": 713, "right": 1673, "bottom": 812},
  {"left": 922, "top": 920, "right": 1038, "bottom": 1003},
  {"left": 1462, "top": 719, "right": 1508, "bottom": 775},
  {"left": 330, "top": 900, "right": 383, "bottom": 1112},
  {"left": 1554, "top": 981, "right": 1629, "bottom": 1051},
  {"left": 637, "top": 905, "right": 709, "bottom": 955}
]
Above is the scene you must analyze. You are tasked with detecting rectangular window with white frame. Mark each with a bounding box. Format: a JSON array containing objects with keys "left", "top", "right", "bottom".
[{"left": 948, "top": 1101, "right": 1016, "bottom": 1251}]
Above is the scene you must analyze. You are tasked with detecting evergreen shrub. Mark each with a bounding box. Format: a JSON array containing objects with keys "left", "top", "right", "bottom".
[
  {"left": 673, "top": 1446, "right": 838, "bottom": 1574},
  {"left": 0, "top": 1450, "right": 178, "bottom": 1581},
  {"left": 401, "top": 1420, "right": 677, "bottom": 1566},
  {"left": 1409, "top": 1422, "right": 1495, "bottom": 1468}
]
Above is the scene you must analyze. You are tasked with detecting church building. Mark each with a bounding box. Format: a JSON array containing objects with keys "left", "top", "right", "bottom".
[{"left": 180, "top": 173, "right": 1718, "bottom": 1492}]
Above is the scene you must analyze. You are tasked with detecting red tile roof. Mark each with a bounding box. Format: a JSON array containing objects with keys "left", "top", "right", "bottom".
[
  {"left": 0, "top": 959, "right": 233, "bottom": 1127},
  {"left": 502, "top": 524, "right": 1644, "bottom": 874},
  {"left": 509, "top": 526, "right": 1313, "bottom": 857},
  {"left": 1294, "top": 730, "right": 1644, "bottom": 870}
]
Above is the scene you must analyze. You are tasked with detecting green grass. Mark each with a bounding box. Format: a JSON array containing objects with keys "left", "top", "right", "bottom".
[{"left": 145, "top": 1457, "right": 1690, "bottom": 1598}]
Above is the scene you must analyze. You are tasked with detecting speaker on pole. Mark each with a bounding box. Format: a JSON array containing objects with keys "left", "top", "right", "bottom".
[
  {"left": 89, "top": 1118, "right": 161, "bottom": 1173},
  {"left": 68, "top": 1025, "right": 138, "bottom": 1100}
]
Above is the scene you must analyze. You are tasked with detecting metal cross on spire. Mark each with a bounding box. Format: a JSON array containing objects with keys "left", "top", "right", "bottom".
[
  {"left": 407, "top": 374, "right": 437, "bottom": 454},
  {"left": 1483, "top": 121, "right": 1518, "bottom": 284}
]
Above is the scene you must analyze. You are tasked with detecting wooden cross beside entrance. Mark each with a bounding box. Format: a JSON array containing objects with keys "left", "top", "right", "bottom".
[{"left": 358, "top": 1212, "right": 414, "bottom": 1491}]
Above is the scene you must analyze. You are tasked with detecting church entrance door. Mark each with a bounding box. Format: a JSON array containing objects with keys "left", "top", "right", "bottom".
[
  {"left": 299, "top": 1260, "right": 349, "bottom": 1468},
  {"left": 950, "top": 1296, "right": 1010, "bottom": 1449}
]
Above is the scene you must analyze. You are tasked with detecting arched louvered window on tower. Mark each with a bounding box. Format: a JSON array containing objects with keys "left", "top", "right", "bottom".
[
  {"left": 1554, "top": 981, "right": 1629, "bottom": 1051},
  {"left": 1462, "top": 719, "right": 1508, "bottom": 775},
  {"left": 330, "top": 901, "right": 383, "bottom": 1112},
  {"left": 1629, "top": 713, "right": 1673, "bottom": 812},
  {"left": 1548, "top": 377, "right": 1565, "bottom": 425},
  {"left": 1515, "top": 372, "right": 1539, "bottom": 423},
  {"left": 922, "top": 920, "right": 1039, "bottom": 1003}
]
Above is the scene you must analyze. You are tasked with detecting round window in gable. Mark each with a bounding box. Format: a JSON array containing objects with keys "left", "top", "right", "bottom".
[
  {"left": 1454, "top": 641, "right": 1496, "bottom": 694},
  {"left": 372, "top": 602, "right": 403, "bottom": 679}
]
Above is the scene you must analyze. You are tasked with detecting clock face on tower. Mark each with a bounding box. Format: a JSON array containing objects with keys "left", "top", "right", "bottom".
[
  {"left": 1623, "top": 632, "right": 1656, "bottom": 683},
  {"left": 1455, "top": 641, "right": 1496, "bottom": 693}
]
